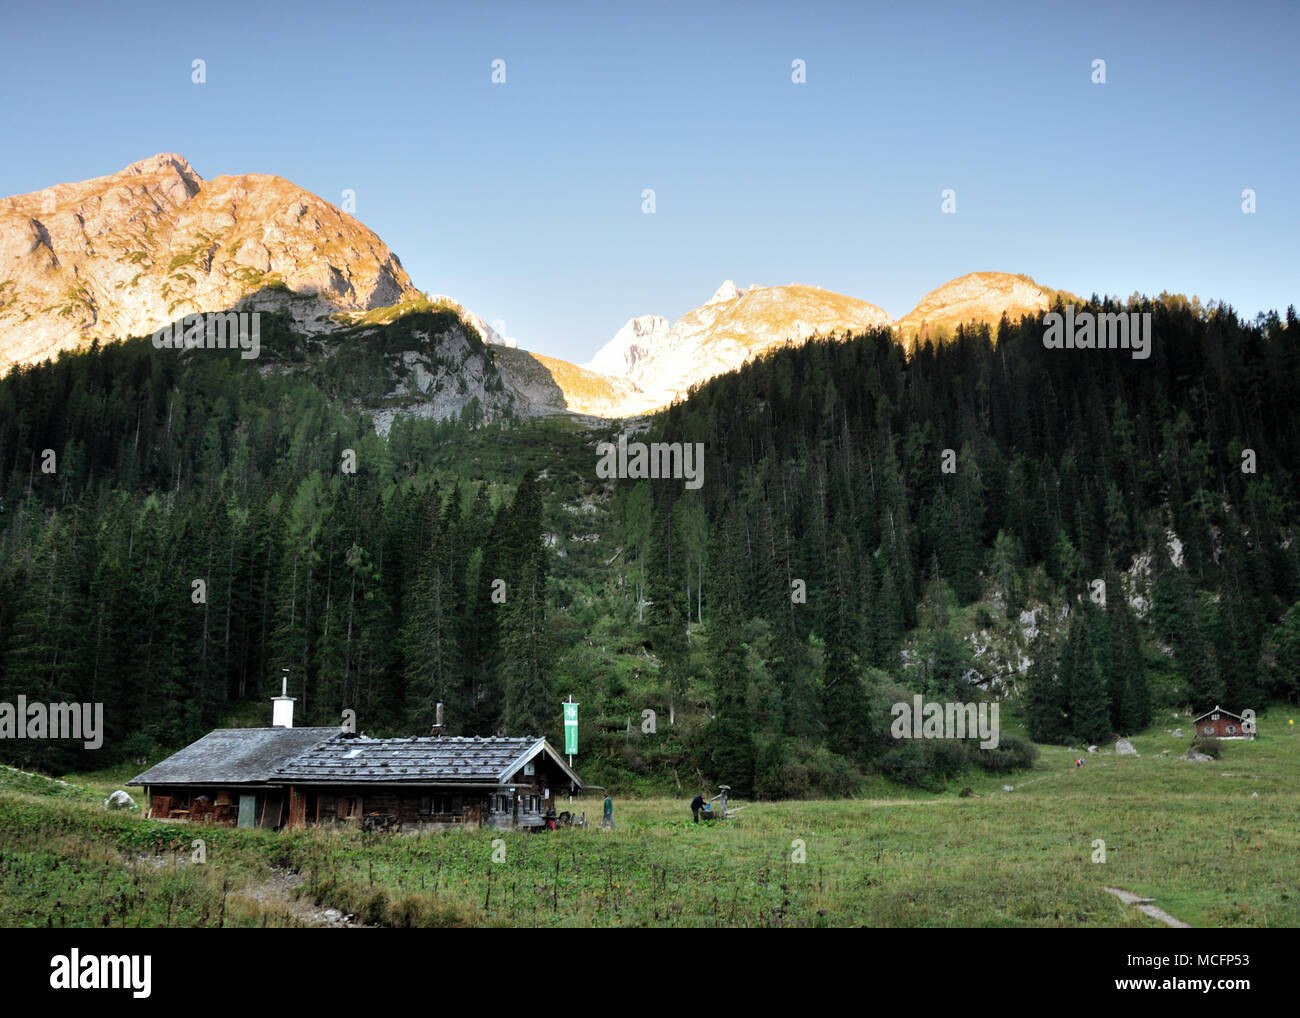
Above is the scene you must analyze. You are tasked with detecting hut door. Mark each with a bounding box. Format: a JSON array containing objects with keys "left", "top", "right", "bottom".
[
  {"left": 237, "top": 794, "right": 256, "bottom": 829},
  {"left": 261, "top": 792, "right": 284, "bottom": 829}
]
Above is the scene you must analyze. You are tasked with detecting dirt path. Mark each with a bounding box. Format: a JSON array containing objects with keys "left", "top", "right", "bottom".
[{"left": 1103, "top": 886, "right": 1192, "bottom": 928}]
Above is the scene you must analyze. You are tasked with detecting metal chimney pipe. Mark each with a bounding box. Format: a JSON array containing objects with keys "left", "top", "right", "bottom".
[{"left": 272, "top": 667, "right": 295, "bottom": 728}]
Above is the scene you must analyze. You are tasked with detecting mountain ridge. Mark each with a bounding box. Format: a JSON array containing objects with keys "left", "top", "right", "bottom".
[
  {"left": 0, "top": 153, "right": 422, "bottom": 372},
  {"left": 3, "top": 156, "right": 1074, "bottom": 420}
]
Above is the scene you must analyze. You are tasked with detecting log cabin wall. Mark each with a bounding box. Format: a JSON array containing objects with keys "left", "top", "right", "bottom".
[{"left": 306, "top": 785, "right": 495, "bottom": 830}]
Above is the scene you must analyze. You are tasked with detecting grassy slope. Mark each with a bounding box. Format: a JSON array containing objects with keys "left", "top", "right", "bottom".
[{"left": 5, "top": 708, "right": 1295, "bottom": 928}]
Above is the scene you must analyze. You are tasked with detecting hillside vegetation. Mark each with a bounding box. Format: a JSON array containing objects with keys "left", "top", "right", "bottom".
[{"left": 0, "top": 296, "right": 1298, "bottom": 801}]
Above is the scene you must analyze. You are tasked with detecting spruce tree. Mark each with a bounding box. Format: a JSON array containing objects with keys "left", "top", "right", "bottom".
[
  {"left": 707, "top": 505, "right": 755, "bottom": 794},
  {"left": 1024, "top": 632, "right": 1069, "bottom": 744},
  {"left": 502, "top": 556, "right": 554, "bottom": 737},
  {"left": 822, "top": 531, "right": 870, "bottom": 761},
  {"left": 1066, "top": 609, "right": 1111, "bottom": 745}
]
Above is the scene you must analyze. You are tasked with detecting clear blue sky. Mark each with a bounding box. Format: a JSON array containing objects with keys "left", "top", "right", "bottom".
[{"left": 4, "top": 0, "right": 1297, "bottom": 363}]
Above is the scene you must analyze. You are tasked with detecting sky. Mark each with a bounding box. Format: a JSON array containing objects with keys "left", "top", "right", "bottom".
[{"left": 3, "top": 0, "right": 1297, "bottom": 364}]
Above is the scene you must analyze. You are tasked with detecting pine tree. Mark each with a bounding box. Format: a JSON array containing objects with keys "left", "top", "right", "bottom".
[
  {"left": 647, "top": 483, "right": 688, "bottom": 721},
  {"left": 707, "top": 505, "right": 755, "bottom": 794},
  {"left": 871, "top": 565, "right": 904, "bottom": 670},
  {"left": 1105, "top": 581, "right": 1150, "bottom": 733},
  {"left": 502, "top": 556, "right": 554, "bottom": 737},
  {"left": 1065, "top": 609, "right": 1111, "bottom": 744},
  {"left": 402, "top": 528, "right": 462, "bottom": 732},
  {"left": 1024, "top": 632, "right": 1069, "bottom": 744},
  {"left": 928, "top": 628, "right": 970, "bottom": 701},
  {"left": 990, "top": 530, "right": 1023, "bottom": 620},
  {"left": 1163, "top": 564, "right": 1224, "bottom": 708},
  {"left": 821, "top": 530, "right": 870, "bottom": 761}
]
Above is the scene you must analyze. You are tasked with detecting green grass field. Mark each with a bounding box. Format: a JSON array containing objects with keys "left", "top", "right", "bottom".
[{"left": 2, "top": 710, "right": 1296, "bottom": 928}]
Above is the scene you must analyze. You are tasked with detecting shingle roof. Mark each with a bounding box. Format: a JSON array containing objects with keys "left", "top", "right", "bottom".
[
  {"left": 128, "top": 728, "right": 341, "bottom": 786},
  {"left": 273, "top": 735, "right": 548, "bottom": 783},
  {"left": 128, "top": 730, "right": 583, "bottom": 789}
]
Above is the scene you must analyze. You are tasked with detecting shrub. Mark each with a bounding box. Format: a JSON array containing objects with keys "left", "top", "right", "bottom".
[
  {"left": 879, "top": 741, "right": 946, "bottom": 791},
  {"left": 974, "top": 734, "right": 1039, "bottom": 774},
  {"left": 754, "top": 737, "right": 859, "bottom": 799},
  {"left": 927, "top": 739, "right": 974, "bottom": 781}
]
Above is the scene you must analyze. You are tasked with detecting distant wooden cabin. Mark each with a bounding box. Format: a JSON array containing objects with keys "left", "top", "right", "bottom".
[
  {"left": 1192, "top": 706, "right": 1255, "bottom": 740},
  {"left": 128, "top": 695, "right": 581, "bottom": 831}
]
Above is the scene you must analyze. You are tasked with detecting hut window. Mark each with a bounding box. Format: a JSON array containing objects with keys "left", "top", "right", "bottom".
[
  {"left": 524, "top": 761, "right": 535, "bottom": 776},
  {"left": 1225, "top": 725, "right": 1236, "bottom": 734},
  {"left": 1211, "top": 713, "right": 1220, "bottom": 720},
  {"left": 421, "top": 796, "right": 454, "bottom": 815}
]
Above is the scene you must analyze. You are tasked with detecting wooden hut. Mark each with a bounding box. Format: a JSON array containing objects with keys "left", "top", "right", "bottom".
[
  {"left": 128, "top": 692, "right": 582, "bottom": 830},
  {"left": 1191, "top": 706, "right": 1255, "bottom": 740}
]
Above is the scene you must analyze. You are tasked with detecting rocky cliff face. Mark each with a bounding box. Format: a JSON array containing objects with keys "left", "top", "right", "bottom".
[
  {"left": 587, "top": 313, "right": 671, "bottom": 380},
  {"left": 0, "top": 154, "right": 421, "bottom": 372},
  {"left": 335, "top": 312, "right": 644, "bottom": 434}
]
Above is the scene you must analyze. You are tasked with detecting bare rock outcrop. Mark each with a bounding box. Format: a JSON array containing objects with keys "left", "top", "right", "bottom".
[{"left": 0, "top": 154, "right": 422, "bottom": 373}]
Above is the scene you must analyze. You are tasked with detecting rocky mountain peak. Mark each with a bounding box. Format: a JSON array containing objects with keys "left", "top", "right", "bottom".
[
  {"left": 586, "top": 282, "right": 894, "bottom": 413},
  {"left": 0, "top": 154, "right": 422, "bottom": 372},
  {"left": 707, "top": 280, "right": 743, "bottom": 305},
  {"left": 892, "top": 271, "right": 1059, "bottom": 350}
]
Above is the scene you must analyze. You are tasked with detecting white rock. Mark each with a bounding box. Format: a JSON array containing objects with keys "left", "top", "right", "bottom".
[
  {"left": 1115, "top": 739, "right": 1138, "bottom": 756},
  {"left": 105, "top": 790, "right": 137, "bottom": 810},
  {"left": 1166, "top": 532, "right": 1185, "bottom": 568},
  {"left": 586, "top": 313, "right": 671, "bottom": 378},
  {"left": 706, "top": 280, "right": 743, "bottom": 305}
]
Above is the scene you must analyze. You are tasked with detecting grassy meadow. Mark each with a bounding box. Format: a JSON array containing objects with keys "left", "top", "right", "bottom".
[{"left": 1, "top": 709, "right": 1296, "bottom": 928}]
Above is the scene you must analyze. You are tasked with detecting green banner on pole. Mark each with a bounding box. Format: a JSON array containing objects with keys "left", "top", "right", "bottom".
[{"left": 563, "top": 701, "right": 578, "bottom": 755}]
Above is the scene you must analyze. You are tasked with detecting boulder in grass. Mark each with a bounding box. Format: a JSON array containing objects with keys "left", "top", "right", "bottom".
[
  {"left": 1180, "top": 750, "right": 1213, "bottom": 762},
  {"left": 1115, "top": 738, "right": 1139, "bottom": 756},
  {"left": 105, "top": 789, "right": 136, "bottom": 810}
]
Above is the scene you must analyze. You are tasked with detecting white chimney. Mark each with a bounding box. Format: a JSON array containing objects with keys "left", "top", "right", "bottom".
[{"left": 272, "top": 674, "right": 295, "bottom": 728}]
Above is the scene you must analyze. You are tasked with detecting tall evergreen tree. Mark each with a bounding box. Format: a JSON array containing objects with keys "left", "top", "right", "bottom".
[
  {"left": 1064, "top": 608, "right": 1110, "bottom": 744},
  {"left": 706, "top": 504, "right": 755, "bottom": 794},
  {"left": 1024, "top": 631, "right": 1069, "bottom": 744}
]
